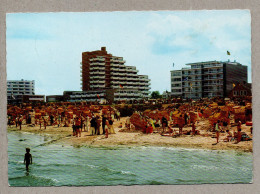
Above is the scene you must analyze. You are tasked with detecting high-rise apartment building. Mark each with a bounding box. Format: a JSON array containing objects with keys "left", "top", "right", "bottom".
[
  {"left": 7, "top": 79, "right": 35, "bottom": 96},
  {"left": 171, "top": 61, "right": 248, "bottom": 99},
  {"left": 80, "top": 47, "right": 151, "bottom": 102},
  {"left": 7, "top": 79, "right": 41, "bottom": 104}
]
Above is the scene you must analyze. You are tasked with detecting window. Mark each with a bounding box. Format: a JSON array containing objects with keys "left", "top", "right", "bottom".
[
  {"left": 172, "top": 78, "right": 181, "bottom": 82},
  {"left": 172, "top": 71, "right": 181, "bottom": 76},
  {"left": 172, "top": 83, "right": 181, "bottom": 87}
]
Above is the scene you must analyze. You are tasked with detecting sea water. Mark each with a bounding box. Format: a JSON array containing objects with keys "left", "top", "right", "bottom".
[{"left": 8, "top": 131, "right": 253, "bottom": 186}]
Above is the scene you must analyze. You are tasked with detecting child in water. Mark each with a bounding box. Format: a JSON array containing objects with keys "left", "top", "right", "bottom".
[{"left": 24, "top": 148, "right": 32, "bottom": 170}]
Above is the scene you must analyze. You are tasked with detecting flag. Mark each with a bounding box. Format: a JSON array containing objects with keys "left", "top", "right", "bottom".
[
  {"left": 190, "top": 82, "right": 192, "bottom": 87},
  {"left": 97, "top": 94, "right": 100, "bottom": 99},
  {"left": 233, "top": 83, "right": 236, "bottom": 88},
  {"left": 119, "top": 84, "right": 123, "bottom": 88},
  {"left": 227, "top": 50, "right": 231, "bottom": 55}
]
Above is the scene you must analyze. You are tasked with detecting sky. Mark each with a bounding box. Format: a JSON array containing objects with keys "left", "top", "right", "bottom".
[{"left": 6, "top": 10, "right": 251, "bottom": 96}]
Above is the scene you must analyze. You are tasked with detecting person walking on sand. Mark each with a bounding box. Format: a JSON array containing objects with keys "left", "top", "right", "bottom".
[
  {"left": 105, "top": 119, "right": 109, "bottom": 138},
  {"left": 85, "top": 116, "right": 89, "bottom": 132},
  {"left": 43, "top": 117, "right": 47, "bottom": 130},
  {"left": 75, "top": 117, "right": 81, "bottom": 137},
  {"left": 96, "top": 115, "right": 101, "bottom": 135},
  {"left": 126, "top": 116, "right": 131, "bottom": 131},
  {"left": 161, "top": 116, "right": 168, "bottom": 133},
  {"left": 102, "top": 115, "right": 107, "bottom": 135},
  {"left": 117, "top": 111, "right": 120, "bottom": 121},
  {"left": 109, "top": 117, "right": 115, "bottom": 134},
  {"left": 15, "top": 116, "right": 18, "bottom": 128},
  {"left": 184, "top": 113, "right": 188, "bottom": 126},
  {"left": 235, "top": 121, "right": 242, "bottom": 144},
  {"left": 192, "top": 122, "right": 196, "bottom": 136},
  {"left": 39, "top": 117, "right": 42, "bottom": 130},
  {"left": 24, "top": 148, "right": 32, "bottom": 171},
  {"left": 215, "top": 120, "right": 221, "bottom": 144},
  {"left": 18, "top": 115, "right": 23, "bottom": 130},
  {"left": 90, "top": 116, "right": 96, "bottom": 136}
]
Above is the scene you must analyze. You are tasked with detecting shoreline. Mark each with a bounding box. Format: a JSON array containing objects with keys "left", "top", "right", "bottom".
[{"left": 7, "top": 118, "right": 253, "bottom": 152}]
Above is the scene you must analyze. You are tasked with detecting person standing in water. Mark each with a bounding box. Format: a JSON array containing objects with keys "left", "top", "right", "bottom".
[{"left": 24, "top": 148, "right": 32, "bottom": 171}]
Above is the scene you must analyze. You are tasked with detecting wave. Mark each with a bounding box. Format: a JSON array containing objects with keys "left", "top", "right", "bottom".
[
  {"left": 120, "top": 170, "right": 136, "bottom": 176},
  {"left": 9, "top": 174, "right": 59, "bottom": 186},
  {"left": 191, "top": 164, "right": 220, "bottom": 170},
  {"left": 87, "top": 164, "right": 99, "bottom": 169},
  {"left": 90, "top": 165, "right": 137, "bottom": 177},
  {"left": 9, "top": 160, "right": 24, "bottom": 164}
]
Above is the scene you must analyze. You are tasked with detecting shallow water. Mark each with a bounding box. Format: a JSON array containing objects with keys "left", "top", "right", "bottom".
[{"left": 8, "top": 131, "right": 253, "bottom": 186}]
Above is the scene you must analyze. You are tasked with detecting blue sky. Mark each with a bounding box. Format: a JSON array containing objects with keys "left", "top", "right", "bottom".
[{"left": 6, "top": 10, "right": 251, "bottom": 96}]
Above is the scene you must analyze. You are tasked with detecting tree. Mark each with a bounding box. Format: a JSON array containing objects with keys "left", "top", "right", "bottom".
[{"left": 150, "top": 91, "right": 161, "bottom": 99}]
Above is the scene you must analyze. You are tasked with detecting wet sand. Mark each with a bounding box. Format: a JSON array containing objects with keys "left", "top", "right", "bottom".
[{"left": 7, "top": 117, "right": 253, "bottom": 152}]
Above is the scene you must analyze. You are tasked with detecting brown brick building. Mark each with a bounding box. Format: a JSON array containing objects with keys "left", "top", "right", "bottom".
[{"left": 229, "top": 82, "right": 252, "bottom": 98}]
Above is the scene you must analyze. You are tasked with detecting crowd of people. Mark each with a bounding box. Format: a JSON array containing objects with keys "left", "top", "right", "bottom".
[
  {"left": 7, "top": 97, "right": 252, "bottom": 144},
  {"left": 122, "top": 97, "right": 252, "bottom": 144},
  {"left": 7, "top": 102, "right": 121, "bottom": 138}
]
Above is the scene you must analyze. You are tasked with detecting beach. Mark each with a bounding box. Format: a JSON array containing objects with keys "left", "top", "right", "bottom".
[{"left": 7, "top": 116, "right": 253, "bottom": 152}]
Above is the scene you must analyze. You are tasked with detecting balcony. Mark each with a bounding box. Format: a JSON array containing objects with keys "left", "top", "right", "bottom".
[
  {"left": 90, "top": 72, "right": 105, "bottom": 75},
  {"left": 204, "top": 70, "right": 223, "bottom": 74},
  {"left": 92, "top": 80, "right": 105, "bottom": 84},
  {"left": 139, "top": 78, "right": 150, "bottom": 82},
  {"left": 204, "top": 76, "right": 223, "bottom": 80},
  {"left": 110, "top": 67, "right": 118, "bottom": 71},
  {"left": 112, "top": 77, "right": 120, "bottom": 80},
  {"left": 97, "top": 62, "right": 105, "bottom": 65},
  {"left": 112, "top": 86, "right": 120, "bottom": 89},
  {"left": 183, "top": 90, "right": 202, "bottom": 93},
  {"left": 111, "top": 59, "right": 120, "bottom": 63},
  {"left": 90, "top": 84, "right": 106, "bottom": 88},
  {"left": 90, "top": 66, "right": 105, "bottom": 71},
  {"left": 204, "top": 89, "right": 222, "bottom": 92},
  {"left": 97, "top": 58, "right": 105, "bottom": 62},
  {"left": 183, "top": 84, "right": 201, "bottom": 88},
  {"left": 91, "top": 76, "right": 105, "bottom": 79},
  {"left": 90, "top": 62, "right": 98, "bottom": 66},
  {"left": 118, "top": 68, "right": 126, "bottom": 72},
  {"left": 110, "top": 64, "right": 120, "bottom": 67},
  {"left": 90, "top": 58, "right": 105, "bottom": 62},
  {"left": 110, "top": 72, "right": 120, "bottom": 76},
  {"left": 111, "top": 81, "right": 120, "bottom": 84},
  {"left": 204, "top": 82, "right": 223, "bottom": 86}
]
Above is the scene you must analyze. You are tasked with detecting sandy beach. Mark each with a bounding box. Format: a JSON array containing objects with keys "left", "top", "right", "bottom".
[{"left": 7, "top": 116, "right": 253, "bottom": 152}]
